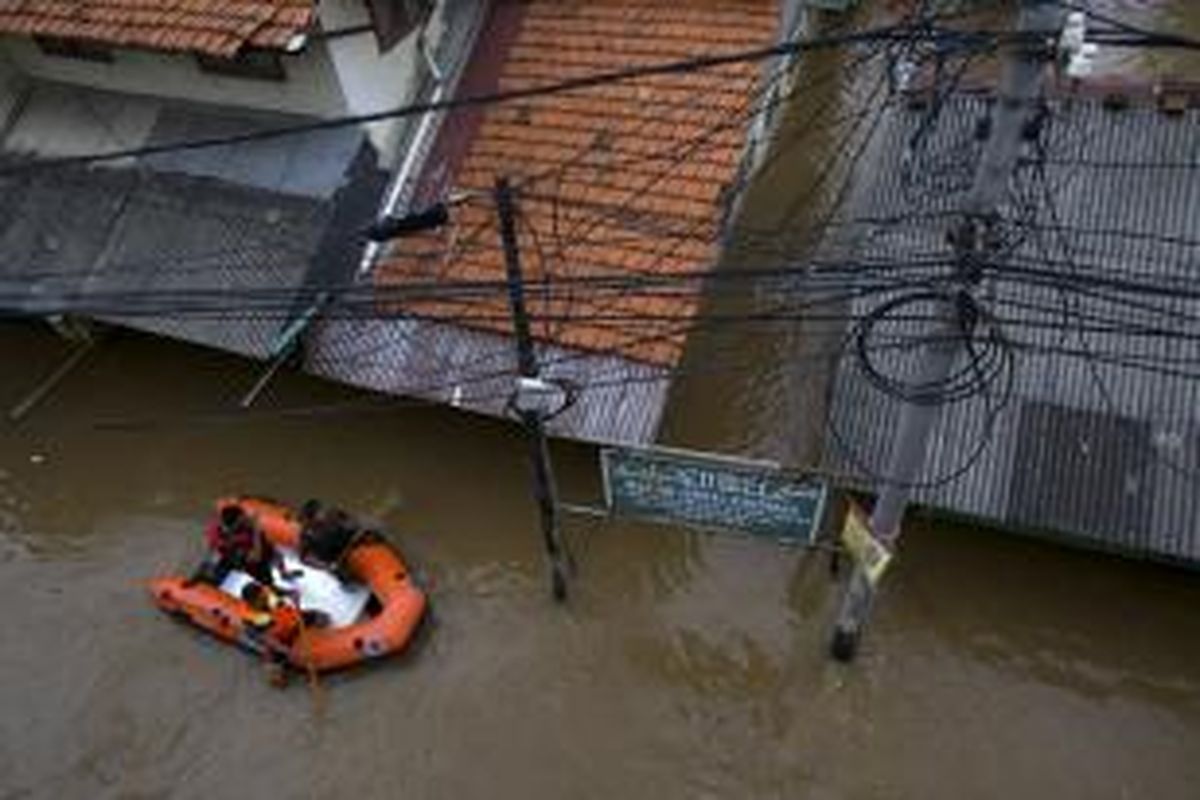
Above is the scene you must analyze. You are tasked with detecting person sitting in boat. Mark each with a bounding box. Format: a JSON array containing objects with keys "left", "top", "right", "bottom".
[
  {"left": 189, "top": 504, "right": 280, "bottom": 587},
  {"left": 240, "top": 581, "right": 303, "bottom": 686},
  {"left": 298, "top": 499, "right": 368, "bottom": 578},
  {"left": 241, "top": 582, "right": 303, "bottom": 646}
]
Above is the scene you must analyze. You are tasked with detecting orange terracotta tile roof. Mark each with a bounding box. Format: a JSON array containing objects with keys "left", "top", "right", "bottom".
[
  {"left": 0, "top": 0, "right": 315, "bottom": 58},
  {"left": 377, "top": 0, "right": 778, "bottom": 367}
]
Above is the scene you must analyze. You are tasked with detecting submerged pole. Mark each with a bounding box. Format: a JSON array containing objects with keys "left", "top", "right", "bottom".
[{"left": 494, "top": 176, "right": 571, "bottom": 602}]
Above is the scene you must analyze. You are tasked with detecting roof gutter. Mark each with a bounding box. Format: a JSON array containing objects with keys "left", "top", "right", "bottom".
[{"left": 358, "top": 30, "right": 447, "bottom": 276}]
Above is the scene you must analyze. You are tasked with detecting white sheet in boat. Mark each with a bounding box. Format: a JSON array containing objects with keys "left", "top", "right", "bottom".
[{"left": 219, "top": 547, "right": 370, "bottom": 628}]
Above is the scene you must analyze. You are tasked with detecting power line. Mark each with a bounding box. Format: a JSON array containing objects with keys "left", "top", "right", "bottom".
[
  {"left": 0, "top": 48, "right": 818, "bottom": 315},
  {"left": 0, "top": 24, "right": 936, "bottom": 176},
  {"left": 413, "top": 31, "right": 906, "bottom": 343}
]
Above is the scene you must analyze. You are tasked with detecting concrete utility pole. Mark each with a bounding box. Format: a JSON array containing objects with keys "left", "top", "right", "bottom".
[
  {"left": 829, "top": 0, "right": 1061, "bottom": 661},
  {"left": 495, "top": 176, "right": 572, "bottom": 602}
]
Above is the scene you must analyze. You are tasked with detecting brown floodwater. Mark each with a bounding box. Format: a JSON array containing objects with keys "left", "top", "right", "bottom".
[
  {"left": 3, "top": 326, "right": 1200, "bottom": 799},
  {"left": 3, "top": 2, "right": 1200, "bottom": 798}
]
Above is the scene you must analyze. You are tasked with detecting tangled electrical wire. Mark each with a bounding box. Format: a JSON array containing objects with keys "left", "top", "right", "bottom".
[
  {"left": 851, "top": 289, "right": 1013, "bottom": 406},
  {"left": 814, "top": 284, "right": 1017, "bottom": 491}
]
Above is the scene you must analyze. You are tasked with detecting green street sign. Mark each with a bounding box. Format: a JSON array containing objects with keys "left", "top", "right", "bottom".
[{"left": 601, "top": 446, "right": 828, "bottom": 544}]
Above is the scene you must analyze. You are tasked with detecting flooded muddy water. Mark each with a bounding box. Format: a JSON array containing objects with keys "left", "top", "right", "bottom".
[{"left": 3, "top": 325, "right": 1199, "bottom": 799}]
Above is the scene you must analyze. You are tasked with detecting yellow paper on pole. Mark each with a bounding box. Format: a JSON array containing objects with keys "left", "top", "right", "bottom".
[{"left": 841, "top": 502, "right": 893, "bottom": 585}]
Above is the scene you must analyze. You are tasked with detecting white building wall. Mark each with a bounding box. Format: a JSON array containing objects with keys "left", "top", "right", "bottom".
[
  {"left": 0, "top": 1, "right": 473, "bottom": 165},
  {"left": 319, "top": 0, "right": 449, "bottom": 164},
  {"left": 1, "top": 81, "right": 159, "bottom": 156},
  {"left": 0, "top": 36, "right": 349, "bottom": 119}
]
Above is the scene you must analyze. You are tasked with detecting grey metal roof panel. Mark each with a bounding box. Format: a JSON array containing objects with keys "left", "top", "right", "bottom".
[
  {"left": 0, "top": 77, "right": 390, "bottom": 356},
  {"left": 0, "top": 162, "right": 327, "bottom": 357},
  {"left": 816, "top": 94, "right": 1200, "bottom": 564},
  {"left": 0, "top": 136, "right": 386, "bottom": 358},
  {"left": 143, "top": 106, "right": 365, "bottom": 200},
  {"left": 92, "top": 173, "right": 330, "bottom": 358},
  {"left": 305, "top": 316, "right": 669, "bottom": 445},
  {"left": 0, "top": 165, "right": 134, "bottom": 299}
]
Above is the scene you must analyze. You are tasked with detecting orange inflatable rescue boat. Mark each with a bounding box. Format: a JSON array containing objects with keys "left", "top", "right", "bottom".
[{"left": 149, "top": 497, "right": 427, "bottom": 672}]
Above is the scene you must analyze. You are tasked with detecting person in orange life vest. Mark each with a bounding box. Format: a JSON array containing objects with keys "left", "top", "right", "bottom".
[
  {"left": 241, "top": 582, "right": 329, "bottom": 641},
  {"left": 240, "top": 581, "right": 304, "bottom": 687},
  {"left": 240, "top": 581, "right": 303, "bottom": 647},
  {"left": 190, "top": 505, "right": 280, "bottom": 587}
]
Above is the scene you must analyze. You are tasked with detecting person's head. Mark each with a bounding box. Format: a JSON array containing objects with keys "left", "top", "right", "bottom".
[
  {"left": 219, "top": 505, "right": 245, "bottom": 536},
  {"left": 241, "top": 582, "right": 267, "bottom": 608},
  {"left": 300, "top": 499, "right": 322, "bottom": 523}
]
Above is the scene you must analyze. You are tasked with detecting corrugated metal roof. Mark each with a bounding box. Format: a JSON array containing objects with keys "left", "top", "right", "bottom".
[
  {"left": 0, "top": 161, "right": 328, "bottom": 357},
  {"left": 0, "top": 81, "right": 386, "bottom": 359},
  {"left": 306, "top": 316, "right": 670, "bottom": 445},
  {"left": 816, "top": 93, "right": 1200, "bottom": 564}
]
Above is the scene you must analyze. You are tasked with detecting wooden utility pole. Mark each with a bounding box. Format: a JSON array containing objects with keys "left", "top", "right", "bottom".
[
  {"left": 829, "top": 0, "right": 1062, "bottom": 661},
  {"left": 495, "top": 176, "right": 571, "bottom": 602}
]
